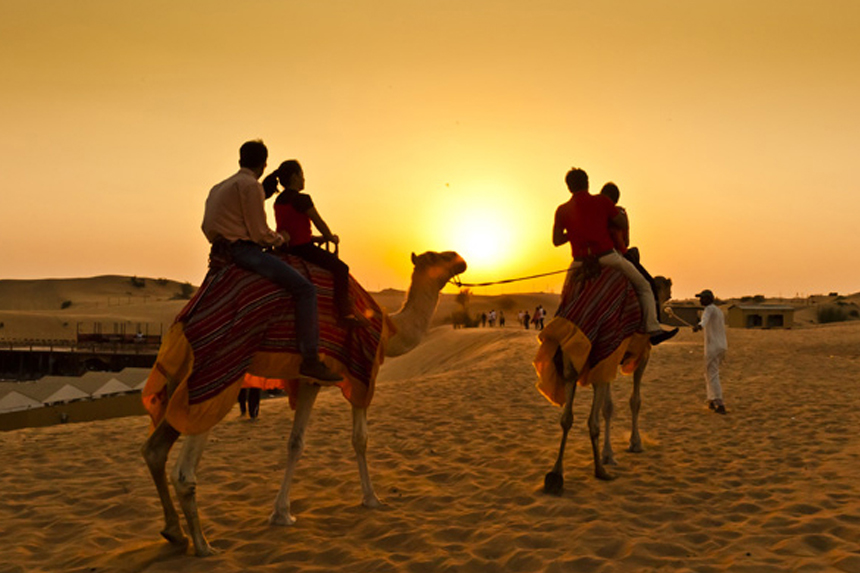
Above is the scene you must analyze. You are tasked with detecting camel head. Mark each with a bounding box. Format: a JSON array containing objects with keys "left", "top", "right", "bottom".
[
  {"left": 410, "top": 251, "right": 467, "bottom": 290},
  {"left": 653, "top": 276, "right": 673, "bottom": 306}
]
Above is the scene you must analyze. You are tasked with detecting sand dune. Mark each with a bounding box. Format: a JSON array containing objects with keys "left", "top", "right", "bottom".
[{"left": 2, "top": 322, "right": 860, "bottom": 572}]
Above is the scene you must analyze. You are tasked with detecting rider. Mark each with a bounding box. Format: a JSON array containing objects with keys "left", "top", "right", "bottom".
[
  {"left": 552, "top": 167, "right": 678, "bottom": 345},
  {"left": 599, "top": 181, "right": 662, "bottom": 321},
  {"left": 264, "top": 159, "right": 360, "bottom": 327},
  {"left": 201, "top": 140, "right": 342, "bottom": 382}
]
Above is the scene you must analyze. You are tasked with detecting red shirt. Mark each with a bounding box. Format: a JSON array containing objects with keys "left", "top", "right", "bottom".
[
  {"left": 274, "top": 193, "right": 314, "bottom": 247},
  {"left": 554, "top": 192, "right": 619, "bottom": 259},
  {"left": 608, "top": 206, "right": 629, "bottom": 254}
]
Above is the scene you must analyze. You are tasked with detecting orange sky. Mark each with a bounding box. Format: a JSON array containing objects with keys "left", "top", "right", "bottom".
[{"left": 1, "top": 1, "right": 859, "bottom": 299}]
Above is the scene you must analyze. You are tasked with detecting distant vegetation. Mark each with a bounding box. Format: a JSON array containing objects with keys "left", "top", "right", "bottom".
[
  {"left": 174, "top": 282, "right": 195, "bottom": 300},
  {"left": 817, "top": 305, "right": 849, "bottom": 324},
  {"left": 61, "top": 300, "right": 72, "bottom": 309},
  {"left": 740, "top": 295, "right": 766, "bottom": 303},
  {"left": 156, "top": 278, "right": 169, "bottom": 286},
  {"left": 130, "top": 276, "right": 146, "bottom": 288}
]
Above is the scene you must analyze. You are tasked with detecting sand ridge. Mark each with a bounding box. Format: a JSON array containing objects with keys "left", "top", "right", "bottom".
[{"left": 1, "top": 324, "right": 859, "bottom": 572}]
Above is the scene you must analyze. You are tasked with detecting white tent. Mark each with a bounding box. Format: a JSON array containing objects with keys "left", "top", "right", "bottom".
[
  {"left": 91, "top": 378, "right": 133, "bottom": 398},
  {"left": 0, "top": 390, "right": 42, "bottom": 413},
  {"left": 42, "top": 384, "right": 90, "bottom": 405}
]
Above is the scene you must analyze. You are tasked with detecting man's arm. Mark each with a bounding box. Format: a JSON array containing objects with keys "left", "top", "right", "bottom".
[
  {"left": 552, "top": 209, "right": 568, "bottom": 246},
  {"left": 609, "top": 208, "right": 628, "bottom": 230},
  {"left": 240, "top": 181, "right": 284, "bottom": 247}
]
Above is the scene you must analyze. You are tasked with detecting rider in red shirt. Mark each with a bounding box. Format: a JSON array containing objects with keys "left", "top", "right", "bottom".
[{"left": 553, "top": 168, "right": 677, "bottom": 345}]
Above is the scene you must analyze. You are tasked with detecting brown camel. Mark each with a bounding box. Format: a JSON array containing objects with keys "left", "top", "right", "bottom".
[
  {"left": 534, "top": 268, "right": 673, "bottom": 494},
  {"left": 141, "top": 251, "right": 466, "bottom": 556}
]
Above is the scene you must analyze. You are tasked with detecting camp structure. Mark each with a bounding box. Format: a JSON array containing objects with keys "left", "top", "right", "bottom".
[{"left": 727, "top": 304, "right": 795, "bottom": 329}]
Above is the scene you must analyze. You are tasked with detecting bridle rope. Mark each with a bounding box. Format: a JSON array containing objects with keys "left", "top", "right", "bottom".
[{"left": 449, "top": 268, "right": 570, "bottom": 289}]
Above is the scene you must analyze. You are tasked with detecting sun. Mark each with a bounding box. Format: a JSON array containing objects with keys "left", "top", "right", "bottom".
[{"left": 450, "top": 218, "right": 513, "bottom": 271}]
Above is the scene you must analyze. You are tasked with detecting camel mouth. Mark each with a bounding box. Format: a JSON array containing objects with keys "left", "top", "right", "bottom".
[{"left": 452, "top": 259, "right": 467, "bottom": 275}]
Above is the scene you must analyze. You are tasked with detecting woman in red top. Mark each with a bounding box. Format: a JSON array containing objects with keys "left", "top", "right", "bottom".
[{"left": 263, "top": 160, "right": 358, "bottom": 325}]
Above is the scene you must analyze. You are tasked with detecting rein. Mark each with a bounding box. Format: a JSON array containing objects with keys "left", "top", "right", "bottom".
[{"left": 449, "top": 268, "right": 571, "bottom": 289}]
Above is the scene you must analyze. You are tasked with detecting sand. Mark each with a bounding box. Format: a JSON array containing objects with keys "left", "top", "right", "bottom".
[{"left": 2, "top": 321, "right": 860, "bottom": 572}]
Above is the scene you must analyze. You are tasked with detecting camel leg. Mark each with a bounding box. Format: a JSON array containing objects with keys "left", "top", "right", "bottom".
[
  {"left": 601, "top": 385, "right": 617, "bottom": 466},
  {"left": 352, "top": 407, "right": 382, "bottom": 508},
  {"left": 141, "top": 420, "right": 185, "bottom": 545},
  {"left": 269, "top": 381, "right": 321, "bottom": 526},
  {"left": 589, "top": 382, "right": 614, "bottom": 481},
  {"left": 171, "top": 431, "right": 214, "bottom": 557},
  {"left": 544, "top": 377, "right": 577, "bottom": 495},
  {"left": 628, "top": 356, "right": 648, "bottom": 453}
]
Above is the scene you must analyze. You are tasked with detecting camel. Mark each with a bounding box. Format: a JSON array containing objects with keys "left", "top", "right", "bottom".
[
  {"left": 534, "top": 266, "right": 673, "bottom": 494},
  {"left": 141, "top": 250, "right": 467, "bottom": 556}
]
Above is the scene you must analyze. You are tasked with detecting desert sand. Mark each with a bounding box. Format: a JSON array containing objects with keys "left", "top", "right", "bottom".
[{"left": 2, "top": 318, "right": 860, "bottom": 572}]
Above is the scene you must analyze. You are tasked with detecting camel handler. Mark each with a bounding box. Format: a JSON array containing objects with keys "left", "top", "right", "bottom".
[
  {"left": 692, "top": 289, "right": 728, "bottom": 414},
  {"left": 201, "top": 140, "right": 341, "bottom": 383},
  {"left": 552, "top": 167, "right": 678, "bottom": 346}
]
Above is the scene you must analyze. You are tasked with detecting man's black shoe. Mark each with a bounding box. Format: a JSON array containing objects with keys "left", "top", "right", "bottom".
[
  {"left": 299, "top": 358, "right": 342, "bottom": 383},
  {"left": 649, "top": 327, "right": 679, "bottom": 346}
]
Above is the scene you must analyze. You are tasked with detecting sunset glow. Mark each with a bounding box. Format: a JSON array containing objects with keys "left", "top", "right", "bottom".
[{"left": 1, "top": 1, "right": 859, "bottom": 299}]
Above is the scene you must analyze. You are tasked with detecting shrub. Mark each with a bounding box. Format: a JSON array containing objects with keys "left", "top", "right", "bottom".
[
  {"left": 61, "top": 300, "right": 72, "bottom": 309},
  {"left": 177, "top": 282, "right": 195, "bottom": 299},
  {"left": 130, "top": 276, "right": 146, "bottom": 288},
  {"left": 817, "top": 305, "right": 848, "bottom": 324}
]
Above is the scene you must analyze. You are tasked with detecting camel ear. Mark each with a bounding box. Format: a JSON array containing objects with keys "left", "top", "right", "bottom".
[{"left": 411, "top": 252, "right": 417, "bottom": 264}]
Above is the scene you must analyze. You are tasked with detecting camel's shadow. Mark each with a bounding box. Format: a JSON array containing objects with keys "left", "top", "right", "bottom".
[{"left": 76, "top": 539, "right": 194, "bottom": 573}]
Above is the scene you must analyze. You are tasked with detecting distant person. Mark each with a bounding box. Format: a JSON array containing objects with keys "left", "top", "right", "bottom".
[
  {"left": 481, "top": 312, "right": 487, "bottom": 327},
  {"left": 523, "top": 310, "right": 531, "bottom": 329},
  {"left": 265, "top": 160, "right": 359, "bottom": 326},
  {"left": 535, "top": 305, "right": 546, "bottom": 329},
  {"left": 201, "top": 140, "right": 340, "bottom": 383},
  {"left": 499, "top": 310, "right": 506, "bottom": 327},
  {"left": 552, "top": 167, "right": 677, "bottom": 345},
  {"left": 488, "top": 310, "right": 497, "bottom": 327},
  {"left": 599, "top": 182, "right": 662, "bottom": 321},
  {"left": 692, "top": 289, "right": 728, "bottom": 414},
  {"left": 238, "top": 387, "right": 262, "bottom": 419}
]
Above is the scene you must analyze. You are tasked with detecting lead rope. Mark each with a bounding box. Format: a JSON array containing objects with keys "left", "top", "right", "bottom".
[{"left": 449, "top": 268, "right": 571, "bottom": 289}]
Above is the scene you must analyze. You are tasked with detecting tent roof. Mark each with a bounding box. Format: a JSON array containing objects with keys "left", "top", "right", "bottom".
[{"left": 0, "top": 390, "right": 42, "bottom": 413}]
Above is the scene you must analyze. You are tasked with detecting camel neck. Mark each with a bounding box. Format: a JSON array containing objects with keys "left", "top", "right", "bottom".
[{"left": 385, "top": 274, "right": 441, "bottom": 357}]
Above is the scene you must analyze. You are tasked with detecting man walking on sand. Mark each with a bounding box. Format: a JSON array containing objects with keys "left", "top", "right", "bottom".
[
  {"left": 201, "top": 140, "right": 341, "bottom": 383},
  {"left": 692, "top": 289, "right": 728, "bottom": 414}
]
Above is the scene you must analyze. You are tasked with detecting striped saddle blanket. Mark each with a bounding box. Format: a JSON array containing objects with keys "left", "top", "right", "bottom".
[{"left": 177, "top": 252, "right": 390, "bottom": 407}]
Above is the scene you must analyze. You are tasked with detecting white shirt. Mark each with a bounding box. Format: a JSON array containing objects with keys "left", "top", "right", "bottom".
[
  {"left": 201, "top": 168, "right": 284, "bottom": 247},
  {"left": 700, "top": 304, "right": 727, "bottom": 356}
]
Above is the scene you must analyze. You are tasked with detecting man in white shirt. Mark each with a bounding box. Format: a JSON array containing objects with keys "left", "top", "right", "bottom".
[
  {"left": 692, "top": 289, "right": 728, "bottom": 414},
  {"left": 202, "top": 140, "right": 340, "bottom": 383}
]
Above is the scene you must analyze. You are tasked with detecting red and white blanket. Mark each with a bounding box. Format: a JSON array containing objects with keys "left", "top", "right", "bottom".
[
  {"left": 533, "top": 266, "right": 650, "bottom": 406},
  {"left": 143, "top": 252, "right": 393, "bottom": 434}
]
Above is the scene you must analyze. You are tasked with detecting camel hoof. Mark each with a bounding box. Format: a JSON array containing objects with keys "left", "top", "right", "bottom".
[
  {"left": 543, "top": 471, "right": 564, "bottom": 495},
  {"left": 602, "top": 455, "right": 617, "bottom": 466},
  {"left": 362, "top": 495, "right": 384, "bottom": 509},
  {"left": 268, "top": 511, "right": 297, "bottom": 527},
  {"left": 160, "top": 526, "right": 188, "bottom": 546},
  {"left": 194, "top": 543, "right": 218, "bottom": 557},
  {"left": 595, "top": 468, "right": 615, "bottom": 481}
]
